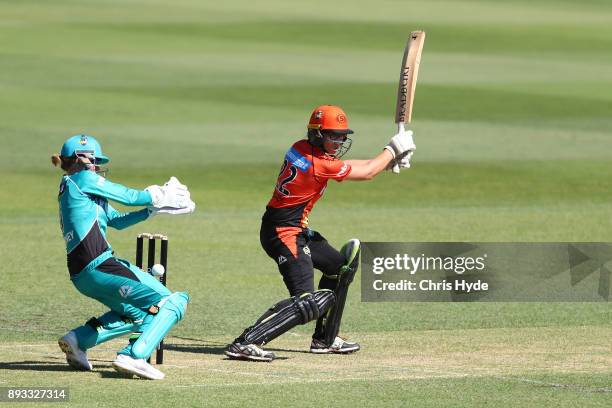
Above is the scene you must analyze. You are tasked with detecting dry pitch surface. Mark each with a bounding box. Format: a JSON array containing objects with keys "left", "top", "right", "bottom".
[{"left": 1, "top": 327, "right": 610, "bottom": 407}]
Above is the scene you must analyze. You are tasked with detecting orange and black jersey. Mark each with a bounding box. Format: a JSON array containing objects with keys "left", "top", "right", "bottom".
[{"left": 262, "top": 139, "right": 352, "bottom": 227}]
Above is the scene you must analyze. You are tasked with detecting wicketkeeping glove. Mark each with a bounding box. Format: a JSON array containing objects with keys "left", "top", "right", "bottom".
[
  {"left": 148, "top": 200, "right": 196, "bottom": 217},
  {"left": 164, "top": 176, "right": 188, "bottom": 192},
  {"left": 146, "top": 176, "right": 194, "bottom": 210}
]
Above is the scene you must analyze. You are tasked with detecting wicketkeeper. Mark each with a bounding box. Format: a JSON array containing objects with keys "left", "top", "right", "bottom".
[
  {"left": 52, "top": 134, "right": 195, "bottom": 380},
  {"left": 225, "top": 105, "right": 415, "bottom": 361}
]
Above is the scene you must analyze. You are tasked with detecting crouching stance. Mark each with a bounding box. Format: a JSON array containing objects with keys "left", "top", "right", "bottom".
[
  {"left": 52, "top": 134, "right": 194, "bottom": 380},
  {"left": 226, "top": 105, "right": 416, "bottom": 361}
]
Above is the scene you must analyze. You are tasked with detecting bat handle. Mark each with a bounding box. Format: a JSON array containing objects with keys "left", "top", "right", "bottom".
[{"left": 391, "top": 123, "right": 405, "bottom": 174}]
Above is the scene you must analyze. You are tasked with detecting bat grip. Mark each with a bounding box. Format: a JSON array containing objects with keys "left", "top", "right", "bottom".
[{"left": 391, "top": 123, "right": 405, "bottom": 174}]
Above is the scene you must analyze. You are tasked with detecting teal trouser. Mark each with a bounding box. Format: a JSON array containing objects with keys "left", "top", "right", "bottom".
[{"left": 70, "top": 258, "right": 172, "bottom": 357}]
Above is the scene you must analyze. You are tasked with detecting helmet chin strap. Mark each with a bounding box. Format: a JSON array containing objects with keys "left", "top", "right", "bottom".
[
  {"left": 313, "top": 129, "right": 325, "bottom": 146},
  {"left": 317, "top": 131, "right": 335, "bottom": 157}
]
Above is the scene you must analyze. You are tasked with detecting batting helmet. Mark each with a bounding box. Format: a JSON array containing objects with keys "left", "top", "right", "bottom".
[
  {"left": 307, "top": 105, "right": 354, "bottom": 134},
  {"left": 60, "top": 134, "right": 109, "bottom": 164}
]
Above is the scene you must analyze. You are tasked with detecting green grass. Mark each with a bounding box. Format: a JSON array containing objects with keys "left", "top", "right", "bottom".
[{"left": 0, "top": 0, "right": 610, "bottom": 406}]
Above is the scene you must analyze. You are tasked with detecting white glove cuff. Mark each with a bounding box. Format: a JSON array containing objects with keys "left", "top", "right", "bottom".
[
  {"left": 145, "top": 185, "right": 162, "bottom": 206},
  {"left": 383, "top": 146, "right": 396, "bottom": 159}
]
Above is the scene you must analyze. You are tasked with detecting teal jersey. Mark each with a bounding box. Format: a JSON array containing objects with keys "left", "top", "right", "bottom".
[{"left": 57, "top": 170, "right": 152, "bottom": 275}]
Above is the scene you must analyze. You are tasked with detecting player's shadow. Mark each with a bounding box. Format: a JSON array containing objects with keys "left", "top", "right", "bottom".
[
  {"left": 164, "top": 336, "right": 227, "bottom": 356},
  {"left": 99, "top": 371, "right": 140, "bottom": 379},
  {"left": 266, "top": 348, "right": 310, "bottom": 354},
  {"left": 166, "top": 337, "right": 289, "bottom": 360},
  {"left": 0, "top": 360, "right": 74, "bottom": 372}
]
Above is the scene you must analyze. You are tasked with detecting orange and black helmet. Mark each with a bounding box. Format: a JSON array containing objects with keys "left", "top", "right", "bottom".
[
  {"left": 307, "top": 105, "right": 354, "bottom": 135},
  {"left": 306, "top": 105, "right": 354, "bottom": 158}
]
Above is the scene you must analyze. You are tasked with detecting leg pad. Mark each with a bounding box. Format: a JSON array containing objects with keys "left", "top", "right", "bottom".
[
  {"left": 241, "top": 290, "right": 335, "bottom": 346},
  {"left": 130, "top": 292, "right": 189, "bottom": 359},
  {"left": 323, "top": 239, "right": 360, "bottom": 345}
]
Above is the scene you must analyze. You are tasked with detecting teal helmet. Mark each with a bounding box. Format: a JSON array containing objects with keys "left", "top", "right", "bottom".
[{"left": 60, "top": 134, "right": 109, "bottom": 164}]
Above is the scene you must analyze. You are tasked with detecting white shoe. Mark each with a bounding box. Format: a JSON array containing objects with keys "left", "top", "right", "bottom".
[
  {"left": 225, "top": 342, "right": 275, "bottom": 362},
  {"left": 310, "top": 336, "right": 360, "bottom": 354},
  {"left": 58, "top": 331, "right": 93, "bottom": 371},
  {"left": 112, "top": 354, "right": 165, "bottom": 380}
]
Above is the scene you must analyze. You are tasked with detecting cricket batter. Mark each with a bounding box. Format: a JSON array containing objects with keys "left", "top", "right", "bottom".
[
  {"left": 52, "top": 134, "right": 194, "bottom": 380},
  {"left": 226, "top": 105, "right": 415, "bottom": 361}
]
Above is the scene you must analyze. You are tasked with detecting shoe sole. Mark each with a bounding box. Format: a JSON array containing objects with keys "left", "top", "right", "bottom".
[
  {"left": 310, "top": 346, "right": 361, "bottom": 354},
  {"left": 224, "top": 350, "right": 274, "bottom": 362},
  {"left": 112, "top": 360, "right": 164, "bottom": 380},
  {"left": 58, "top": 339, "right": 92, "bottom": 371}
]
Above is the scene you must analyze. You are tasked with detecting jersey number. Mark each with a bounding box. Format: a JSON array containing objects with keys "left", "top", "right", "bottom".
[{"left": 276, "top": 159, "right": 298, "bottom": 196}]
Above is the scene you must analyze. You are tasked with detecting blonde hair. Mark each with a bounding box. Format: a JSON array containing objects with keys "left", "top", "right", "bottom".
[{"left": 51, "top": 154, "right": 63, "bottom": 167}]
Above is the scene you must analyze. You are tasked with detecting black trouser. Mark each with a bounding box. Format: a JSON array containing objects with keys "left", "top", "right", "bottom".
[
  {"left": 259, "top": 223, "right": 346, "bottom": 297},
  {"left": 260, "top": 223, "right": 346, "bottom": 340}
]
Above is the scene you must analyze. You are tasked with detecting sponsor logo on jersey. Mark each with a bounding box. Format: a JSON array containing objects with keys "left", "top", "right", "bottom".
[
  {"left": 286, "top": 147, "right": 311, "bottom": 172},
  {"left": 278, "top": 255, "right": 287, "bottom": 265},
  {"left": 303, "top": 246, "right": 311, "bottom": 256},
  {"left": 119, "top": 285, "right": 133, "bottom": 298},
  {"left": 337, "top": 163, "right": 349, "bottom": 177},
  {"left": 63, "top": 230, "right": 74, "bottom": 243}
]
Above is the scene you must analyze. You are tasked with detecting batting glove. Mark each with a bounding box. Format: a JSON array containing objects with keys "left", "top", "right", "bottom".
[{"left": 384, "top": 129, "right": 416, "bottom": 159}]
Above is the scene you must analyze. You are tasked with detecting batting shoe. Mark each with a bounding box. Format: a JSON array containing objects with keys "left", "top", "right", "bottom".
[
  {"left": 112, "top": 354, "right": 165, "bottom": 380},
  {"left": 310, "top": 337, "right": 361, "bottom": 354},
  {"left": 225, "top": 342, "right": 275, "bottom": 362},
  {"left": 58, "top": 331, "right": 93, "bottom": 371}
]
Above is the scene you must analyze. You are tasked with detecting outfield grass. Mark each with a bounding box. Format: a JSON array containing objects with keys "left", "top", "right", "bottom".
[{"left": 0, "top": 0, "right": 610, "bottom": 406}]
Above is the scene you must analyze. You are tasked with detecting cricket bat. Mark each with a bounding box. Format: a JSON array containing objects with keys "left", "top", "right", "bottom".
[{"left": 392, "top": 30, "right": 426, "bottom": 174}]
